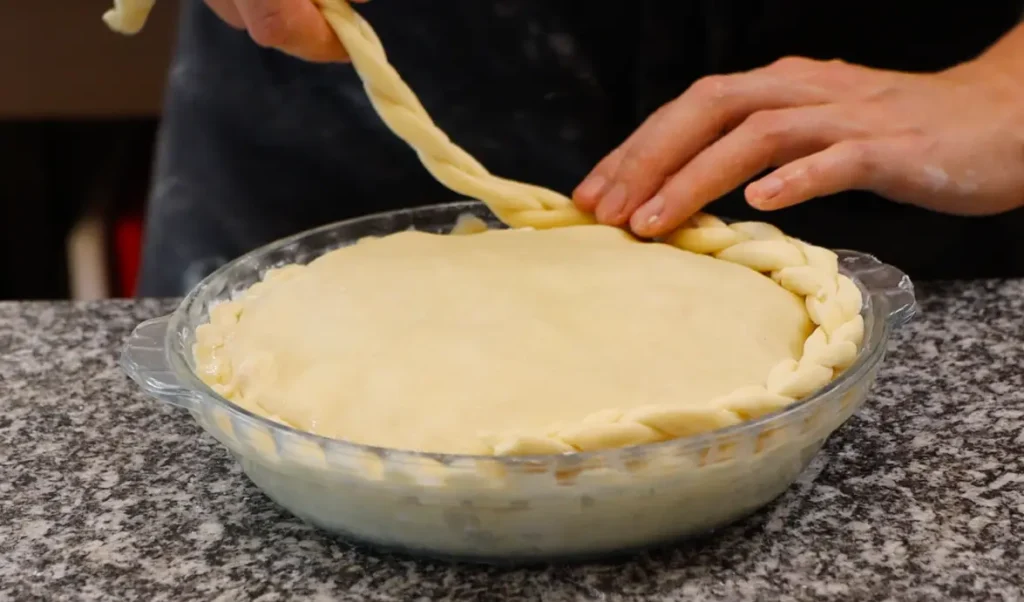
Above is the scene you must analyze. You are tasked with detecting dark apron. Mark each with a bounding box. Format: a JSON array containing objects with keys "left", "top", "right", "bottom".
[{"left": 138, "top": 0, "right": 1024, "bottom": 297}]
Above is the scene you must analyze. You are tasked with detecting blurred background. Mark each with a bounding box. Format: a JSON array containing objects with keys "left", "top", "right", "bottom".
[{"left": 1, "top": 0, "right": 177, "bottom": 301}]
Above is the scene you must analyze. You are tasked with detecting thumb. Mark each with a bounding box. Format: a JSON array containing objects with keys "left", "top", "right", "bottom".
[{"left": 235, "top": 0, "right": 369, "bottom": 63}]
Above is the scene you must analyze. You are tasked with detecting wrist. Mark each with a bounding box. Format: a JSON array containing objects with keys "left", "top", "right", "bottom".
[
  {"left": 941, "top": 38, "right": 1024, "bottom": 213},
  {"left": 942, "top": 53, "right": 1024, "bottom": 106},
  {"left": 954, "top": 23, "right": 1024, "bottom": 87}
]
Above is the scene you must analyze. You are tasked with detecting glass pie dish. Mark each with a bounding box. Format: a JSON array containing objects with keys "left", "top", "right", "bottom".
[{"left": 122, "top": 201, "right": 917, "bottom": 564}]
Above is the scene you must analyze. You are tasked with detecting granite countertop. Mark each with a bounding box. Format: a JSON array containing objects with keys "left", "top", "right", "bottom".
[{"left": 1, "top": 282, "right": 1022, "bottom": 601}]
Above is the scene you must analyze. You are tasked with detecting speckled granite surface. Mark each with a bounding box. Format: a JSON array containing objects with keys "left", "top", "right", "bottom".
[{"left": 1, "top": 282, "right": 1022, "bottom": 601}]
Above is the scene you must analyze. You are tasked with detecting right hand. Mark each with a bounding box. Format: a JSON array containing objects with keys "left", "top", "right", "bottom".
[{"left": 204, "top": 0, "right": 370, "bottom": 63}]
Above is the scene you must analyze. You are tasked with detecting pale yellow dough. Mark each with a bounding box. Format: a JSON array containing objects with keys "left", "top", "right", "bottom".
[
  {"left": 102, "top": 0, "right": 155, "bottom": 35},
  {"left": 194, "top": 225, "right": 820, "bottom": 455}
]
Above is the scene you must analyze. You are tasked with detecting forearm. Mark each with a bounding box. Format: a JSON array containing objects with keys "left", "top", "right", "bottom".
[{"left": 970, "top": 21, "right": 1024, "bottom": 79}]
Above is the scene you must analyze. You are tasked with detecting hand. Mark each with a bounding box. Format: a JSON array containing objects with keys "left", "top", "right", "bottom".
[
  {"left": 573, "top": 56, "right": 1024, "bottom": 238},
  {"left": 205, "top": 0, "right": 369, "bottom": 62}
]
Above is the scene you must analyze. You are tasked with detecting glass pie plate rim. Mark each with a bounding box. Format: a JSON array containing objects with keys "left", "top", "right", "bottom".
[
  {"left": 120, "top": 200, "right": 917, "bottom": 562},
  {"left": 123, "top": 199, "right": 917, "bottom": 466}
]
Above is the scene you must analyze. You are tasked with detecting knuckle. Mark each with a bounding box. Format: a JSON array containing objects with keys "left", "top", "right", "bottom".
[
  {"left": 799, "top": 157, "right": 827, "bottom": 183},
  {"left": 690, "top": 74, "right": 734, "bottom": 102},
  {"left": 744, "top": 110, "right": 789, "bottom": 146},
  {"left": 649, "top": 98, "right": 677, "bottom": 121},
  {"left": 768, "top": 55, "right": 816, "bottom": 72},
  {"left": 618, "top": 146, "right": 661, "bottom": 177},
  {"left": 247, "top": 10, "right": 292, "bottom": 48},
  {"left": 837, "top": 140, "right": 876, "bottom": 175}
]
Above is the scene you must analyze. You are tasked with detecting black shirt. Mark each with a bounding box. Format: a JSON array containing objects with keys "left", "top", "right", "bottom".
[{"left": 138, "top": 0, "right": 1024, "bottom": 296}]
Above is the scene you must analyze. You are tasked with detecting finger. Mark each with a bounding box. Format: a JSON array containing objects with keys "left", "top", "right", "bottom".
[
  {"left": 572, "top": 102, "right": 675, "bottom": 214},
  {"left": 571, "top": 145, "right": 625, "bottom": 214},
  {"left": 584, "top": 71, "right": 834, "bottom": 227},
  {"left": 236, "top": 0, "right": 353, "bottom": 62},
  {"left": 628, "top": 104, "right": 866, "bottom": 237},
  {"left": 204, "top": 0, "right": 245, "bottom": 28},
  {"left": 744, "top": 139, "right": 897, "bottom": 211},
  {"left": 573, "top": 69, "right": 779, "bottom": 216}
]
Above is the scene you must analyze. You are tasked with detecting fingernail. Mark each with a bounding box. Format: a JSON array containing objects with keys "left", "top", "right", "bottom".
[
  {"left": 596, "top": 182, "right": 628, "bottom": 223},
  {"left": 749, "top": 176, "right": 783, "bottom": 206},
  {"left": 631, "top": 195, "right": 665, "bottom": 236},
  {"left": 574, "top": 174, "right": 607, "bottom": 202}
]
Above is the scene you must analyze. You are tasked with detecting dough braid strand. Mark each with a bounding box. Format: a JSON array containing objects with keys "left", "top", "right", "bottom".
[
  {"left": 316, "top": 0, "right": 594, "bottom": 229},
  {"left": 103, "top": 0, "right": 592, "bottom": 231}
]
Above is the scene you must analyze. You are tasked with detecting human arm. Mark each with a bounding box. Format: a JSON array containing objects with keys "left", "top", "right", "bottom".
[{"left": 573, "top": 22, "right": 1024, "bottom": 238}]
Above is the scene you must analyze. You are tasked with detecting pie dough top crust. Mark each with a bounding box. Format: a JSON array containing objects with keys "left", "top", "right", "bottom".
[{"left": 191, "top": 223, "right": 859, "bottom": 456}]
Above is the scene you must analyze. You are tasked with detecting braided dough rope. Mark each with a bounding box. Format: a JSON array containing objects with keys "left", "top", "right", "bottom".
[
  {"left": 104, "top": 1, "right": 865, "bottom": 456},
  {"left": 315, "top": 0, "right": 594, "bottom": 229}
]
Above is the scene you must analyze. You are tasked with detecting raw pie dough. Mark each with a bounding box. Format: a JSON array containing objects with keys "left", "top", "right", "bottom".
[{"left": 105, "top": 1, "right": 866, "bottom": 456}]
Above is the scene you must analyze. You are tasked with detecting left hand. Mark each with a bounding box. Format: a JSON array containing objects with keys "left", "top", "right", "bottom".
[{"left": 572, "top": 56, "right": 1024, "bottom": 238}]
